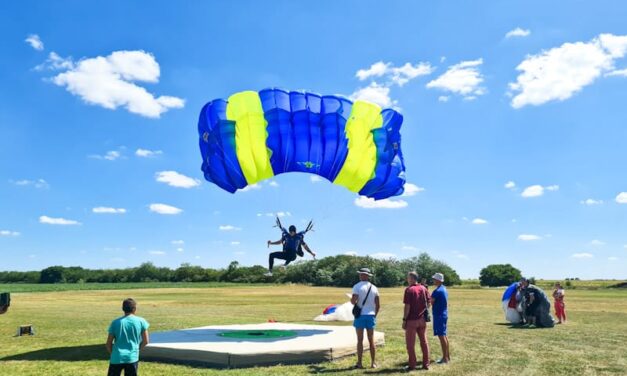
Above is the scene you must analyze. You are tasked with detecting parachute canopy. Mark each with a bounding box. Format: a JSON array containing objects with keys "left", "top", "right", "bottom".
[{"left": 198, "top": 88, "right": 406, "bottom": 200}]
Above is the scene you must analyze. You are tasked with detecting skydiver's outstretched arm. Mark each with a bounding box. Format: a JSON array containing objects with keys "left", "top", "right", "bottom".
[
  {"left": 267, "top": 239, "right": 283, "bottom": 248},
  {"left": 302, "top": 242, "right": 316, "bottom": 259}
]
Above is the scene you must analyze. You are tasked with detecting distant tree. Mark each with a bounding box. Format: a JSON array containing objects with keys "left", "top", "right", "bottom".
[
  {"left": 398, "top": 253, "right": 462, "bottom": 286},
  {"left": 40, "top": 266, "right": 66, "bottom": 283},
  {"left": 479, "top": 264, "right": 522, "bottom": 287}
]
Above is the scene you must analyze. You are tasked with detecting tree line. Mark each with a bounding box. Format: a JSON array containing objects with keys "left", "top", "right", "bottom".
[{"left": 0, "top": 253, "right": 462, "bottom": 287}]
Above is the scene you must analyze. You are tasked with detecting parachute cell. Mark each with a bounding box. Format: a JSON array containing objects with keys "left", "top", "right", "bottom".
[{"left": 198, "top": 88, "right": 406, "bottom": 199}]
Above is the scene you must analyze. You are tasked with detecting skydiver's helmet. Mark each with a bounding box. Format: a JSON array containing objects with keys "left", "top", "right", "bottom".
[{"left": 288, "top": 225, "right": 296, "bottom": 234}]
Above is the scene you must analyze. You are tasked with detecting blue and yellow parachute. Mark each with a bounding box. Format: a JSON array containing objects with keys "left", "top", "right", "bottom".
[{"left": 198, "top": 88, "right": 406, "bottom": 200}]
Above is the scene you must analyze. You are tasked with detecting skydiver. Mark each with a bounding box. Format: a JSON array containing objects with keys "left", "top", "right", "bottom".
[{"left": 265, "top": 222, "right": 316, "bottom": 277}]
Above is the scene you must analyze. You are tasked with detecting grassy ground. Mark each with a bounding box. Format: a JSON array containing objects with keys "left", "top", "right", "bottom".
[{"left": 1, "top": 285, "right": 626, "bottom": 375}]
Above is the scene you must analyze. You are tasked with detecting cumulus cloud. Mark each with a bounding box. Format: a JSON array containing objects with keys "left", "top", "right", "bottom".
[
  {"left": 572, "top": 252, "right": 594, "bottom": 259},
  {"left": 426, "top": 59, "right": 486, "bottom": 100},
  {"left": 472, "top": 218, "right": 488, "bottom": 225},
  {"left": 135, "top": 148, "right": 162, "bottom": 157},
  {"left": 171, "top": 240, "right": 184, "bottom": 245},
  {"left": 149, "top": 203, "right": 182, "bottom": 215},
  {"left": 149, "top": 250, "right": 166, "bottom": 255},
  {"left": 268, "top": 181, "right": 279, "bottom": 187},
  {"left": 0, "top": 230, "right": 20, "bottom": 237},
  {"left": 453, "top": 251, "right": 469, "bottom": 259},
  {"left": 521, "top": 184, "right": 559, "bottom": 198},
  {"left": 616, "top": 192, "right": 627, "bottom": 204},
  {"left": 589, "top": 239, "right": 605, "bottom": 246},
  {"left": 505, "top": 28, "right": 531, "bottom": 39},
  {"left": 10, "top": 178, "right": 49, "bottom": 189},
  {"left": 92, "top": 207, "right": 126, "bottom": 214},
  {"left": 505, "top": 181, "right": 516, "bottom": 190},
  {"left": 155, "top": 171, "right": 200, "bottom": 188},
  {"left": 581, "top": 198, "right": 603, "bottom": 205},
  {"left": 310, "top": 176, "right": 323, "bottom": 183},
  {"left": 370, "top": 252, "right": 397, "bottom": 260},
  {"left": 509, "top": 33, "right": 627, "bottom": 108},
  {"left": 402, "top": 183, "right": 425, "bottom": 197},
  {"left": 39, "top": 215, "right": 81, "bottom": 225},
  {"left": 239, "top": 183, "right": 262, "bottom": 192},
  {"left": 45, "top": 50, "right": 184, "bottom": 118},
  {"left": 438, "top": 96, "right": 450, "bottom": 102},
  {"left": 354, "top": 196, "right": 408, "bottom": 209},
  {"left": 356, "top": 61, "right": 435, "bottom": 86},
  {"left": 89, "top": 150, "right": 121, "bottom": 161},
  {"left": 219, "top": 225, "right": 241, "bottom": 231},
  {"left": 401, "top": 245, "right": 418, "bottom": 251},
  {"left": 230, "top": 241, "right": 241, "bottom": 246},
  {"left": 608, "top": 256, "right": 619, "bottom": 261},
  {"left": 25, "top": 34, "right": 44, "bottom": 50},
  {"left": 518, "top": 234, "right": 542, "bottom": 241},
  {"left": 350, "top": 82, "right": 396, "bottom": 108}
]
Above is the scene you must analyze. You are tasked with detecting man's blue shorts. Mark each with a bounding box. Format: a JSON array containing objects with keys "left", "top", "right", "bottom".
[
  {"left": 433, "top": 315, "right": 448, "bottom": 336},
  {"left": 353, "top": 315, "right": 376, "bottom": 329}
]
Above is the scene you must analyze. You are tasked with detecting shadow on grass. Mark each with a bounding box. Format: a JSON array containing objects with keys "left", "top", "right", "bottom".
[
  {"left": 1, "top": 344, "right": 108, "bottom": 362},
  {"left": 309, "top": 362, "right": 408, "bottom": 374}
]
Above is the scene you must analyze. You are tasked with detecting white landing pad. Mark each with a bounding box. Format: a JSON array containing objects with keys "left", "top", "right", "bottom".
[{"left": 143, "top": 322, "right": 385, "bottom": 368}]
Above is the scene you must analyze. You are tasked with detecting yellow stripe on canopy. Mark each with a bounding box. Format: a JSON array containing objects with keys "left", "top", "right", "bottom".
[
  {"left": 226, "top": 91, "right": 274, "bottom": 185},
  {"left": 333, "top": 100, "right": 383, "bottom": 192}
]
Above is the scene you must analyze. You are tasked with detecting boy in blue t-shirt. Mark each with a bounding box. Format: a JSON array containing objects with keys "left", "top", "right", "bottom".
[
  {"left": 431, "top": 273, "right": 450, "bottom": 364},
  {"left": 106, "top": 298, "right": 150, "bottom": 376}
]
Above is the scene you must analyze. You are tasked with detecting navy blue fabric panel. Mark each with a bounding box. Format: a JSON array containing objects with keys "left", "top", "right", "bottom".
[
  {"left": 260, "top": 88, "right": 292, "bottom": 174},
  {"left": 319, "top": 96, "right": 351, "bottom": 181},
  {"left": 290, "top": 91, "right": 311, "bottom": 173},
  {"left": 306, "top": 93, "right": 323, "bottom": 175}
]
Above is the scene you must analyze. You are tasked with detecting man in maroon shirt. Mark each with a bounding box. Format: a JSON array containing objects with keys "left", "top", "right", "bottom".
[{"left": 402, "top": 271, "right": 430, "bottom": 371}]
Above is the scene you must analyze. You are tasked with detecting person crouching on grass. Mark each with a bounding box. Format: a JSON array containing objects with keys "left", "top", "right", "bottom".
[
  {"left": 351, "top": 268, "right": 380, "bottom": 369},
  {"left": 403, "top": 271, "right": 430, "bottom": 371},
  {"left": 106, "top": 298, "right": 150, "bottom": 376}
]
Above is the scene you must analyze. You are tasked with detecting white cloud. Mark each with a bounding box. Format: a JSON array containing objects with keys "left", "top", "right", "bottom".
[
  {"left": 354, "top": 196, "right": 408, "bottom": 209},
  {"left": 453, "top": 251, "right": 469, "bottom": 259},
  {"left": 39, "top": 215, "right": 81, "bottom": 225},
  {"left": 401, "top": 245, "right": 418, "bottom": 251},
  {"left": 505, "top": 181, "right": 516, "bottom": 189},
  {"left": 10, "top": 178, "right": 49, "bottom": 189},
  {"left": 89, "top": 150, "right": 121, "bottom": 161},
  {"left": 581, "top": 198, "right": 603, "bottom": 205},
  {"left": 438, "top": 96, "right": 450, "bottom": 102},
  {"left": 589, "top": 239, "right": 605, "bottom": 246},
  {"left": 572, "top": 252, "right": 594, "bottom": 259},
  {"left": 606, "top": 68, "right": 627, "bottom": 77},
  {"left": 505, "top": 28, "right": 531, "bottom": 39},
  {"left": 171, "top": 240, "right": 184, "bottom": 245},
  {"left": 149, "top": 203, "right": 182, "bottom": 215},
  {"left": 155, "top": 171, "right": 200, "bottom": 188},
  {"left": 518, "top": 234, "right": 542, "bottom": 241},
  {"left": 426, "top": 59, "right": 485, "bottom": 100},
  {"left": 472, "top": 218, "right": 488, "bottom": 225},
  {"left": 402, "top": 183, "right": 425, "bottom": 197},
  {"left": 616, "top": 192, "right": 627, "bottom": 204},
  {"left": 135, "top": 148, "right": 162, "bottom": 157},
  {"left": 149, "top": 250, "right": 166, "bottom": 255},
  {"left": 521, "top": 184, "right": 558, "bottom": 198},
  {"left": 370, "top": 252, "right": 397, "bottom": 260},
  {"left": 230, "top": 241, "right": 241, "bottom": 246},
  {"left": 25, "top": 34, "right": 44, "bottom": 50},
  {"left": 48, "top": 50, "right": 184, "bottom": 118},
  {"left": 350, "top": 82, "right": 396, "bottom": 108},
  {"left": 36, "top": 52, "right": 74, "bottom": 71},
  {"left": 219, "top": 225, "right": 241, "bottom": 231},
  {"left": 344, "top": 251, "right": 358, "bottom": 257},
  {"left": 239, "top": 183, "right": 261, "bottom": 192},
  {"left": 268, "top": 181, "right": 279, "bottom": 187},
  {"left": 608, "top": 256, "right": 619, "bottom": 261},
  {"left": 0, "top": 230, "right": 20, "bottom": 237},
  {"left": 356, "top": 61, "right": 434, "bottom": 86},
  {"left": 509, "top": 33, "right": 627, "bottom": 109},
  {"left": 176, "top": 248, "right": 184, "bottom": 252},
  {"left": 92, "top": 207, "right": 126, "bottom": 214},
  {"left": 310, "top": 175, "right": 322, "bottom": 183}
]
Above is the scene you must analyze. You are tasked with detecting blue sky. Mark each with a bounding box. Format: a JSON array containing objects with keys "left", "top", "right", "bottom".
[{"left": 1, "top": 1, "right": 626, "bottom": 279}]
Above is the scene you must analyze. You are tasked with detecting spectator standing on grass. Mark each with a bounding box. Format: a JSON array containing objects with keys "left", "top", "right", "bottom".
[
  {"left": 106, "top": 298, "right": 150, "bottom": 376},
  {"left": 553, "top": 282, "right": 567, "bottom": 324},
  {"left": 403, "top": 271, "right": 430, "bottom": 371},
  {"left": 431, "top": 273, "right": 450, "bottom": 364},
  {"left": 351, "top": 268, "right": 380, "bottom": 369}
]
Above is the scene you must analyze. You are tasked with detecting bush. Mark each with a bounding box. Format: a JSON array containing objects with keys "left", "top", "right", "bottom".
[{"left": 479, "top": 264, "right": 522, "bottom": 287}]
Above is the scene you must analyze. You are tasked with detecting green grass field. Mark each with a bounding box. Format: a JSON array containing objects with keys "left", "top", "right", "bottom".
[{"left": 1, "top": 284, "right": 626, "bottom": 375}]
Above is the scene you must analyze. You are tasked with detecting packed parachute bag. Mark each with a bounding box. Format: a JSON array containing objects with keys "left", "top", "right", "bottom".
[{"left": 0, "top": 292, "right": 10, "bottom": 315}]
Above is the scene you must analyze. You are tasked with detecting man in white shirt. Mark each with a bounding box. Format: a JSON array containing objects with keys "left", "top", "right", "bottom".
[{"left": 351, "top": 268, "right": 380, "bottom": 369}]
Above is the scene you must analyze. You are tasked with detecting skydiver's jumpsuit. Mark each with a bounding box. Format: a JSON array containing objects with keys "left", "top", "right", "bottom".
[{"left": 269, "top": 232, "right": 304, "bottom": 271}]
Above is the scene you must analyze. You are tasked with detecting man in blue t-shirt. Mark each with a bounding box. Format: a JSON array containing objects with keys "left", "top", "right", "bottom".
[
  {"left": 265, "top": 225, "right": 316, "bottom": 276},
  {"left": 431, "top": 273, "right": 450, "bottom": 364},
  {"left": 106, "top": 298, "right": 150, "bottom": 376}
]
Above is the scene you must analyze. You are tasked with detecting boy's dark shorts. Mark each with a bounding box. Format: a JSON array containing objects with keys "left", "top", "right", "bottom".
[{"left": 108, "top": 362, "right": 138, "bottom": 376}]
